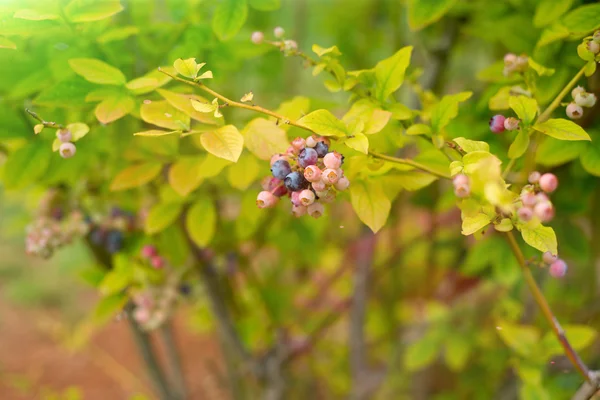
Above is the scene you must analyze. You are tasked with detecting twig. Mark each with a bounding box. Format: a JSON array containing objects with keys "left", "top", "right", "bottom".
[
  {"left": 159, "top": 322, "right": 188, "bottom": 400},
  {"left": 369, "top": 151, "right": 451, "bottom": 179},
  {"left": 572, "top": 371, "right": 600, "bottom": 400},
  {"left": 25, "top": 108, "right": 65, "bottom": 129}
]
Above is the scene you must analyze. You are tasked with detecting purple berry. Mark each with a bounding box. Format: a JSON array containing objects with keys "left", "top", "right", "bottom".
[
  {"left": 141, "top": 245, "right": 157, "bottom": 258},
  {"left": 314, "top": 141, "right": 329, "bottom": 157},
  {"left": 489, "top": 115, "right": 506, "bottom": 133},
  {"left": 298, "top": 148, "right": 318, "bottom": 168},
  {"left": 284, "top": 171, "right": 309, "bottom": 192},
  {"left": 271, "top": 159, "right": 292, "bottom": 180}
]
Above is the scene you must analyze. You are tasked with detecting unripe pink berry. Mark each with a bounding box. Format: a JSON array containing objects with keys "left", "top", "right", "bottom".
[
  {"left": 536, "top": 193, "right": 549, "bottom": 203},
  {"left": 290, "top": 191, "right": 302, "bottom": 207},
  {"left": 503, "top": 117, "right": 520, "bottom": 131},
  {"left": 292, "top": 137, "right": 306, "bottom": 151},
  {"left": 133, "top": 307, "right": 151, "bottom": 323},
  {"left": 453, "top": 174, "right": 469, "bottom": 187},
  {"left": 323, "top": 152, "right": 342, "bottom": 169},
  {"left": 274, "top": 26, "right": 285, "bottom": 38},
  {"left": 151, "top": 256, "right": 165, "bottom": 269},
  {"left": 587, "top": 40, "right": 600, "bottom": 54},
  {"left": 270, "top": 153, "right": 287, "bottom": 166},
  {"left": 305, "top": 136, "right": 317, "bottom": 148},
  {"left": 521, "top": 192, "right": 537, "bottom": 207},
  {"left": 256, "top": 191, "right": 278, "bottom": 208},
  {"left": 594, "top": 30, "right": 600, "bottom": 43},
  {"left": 575, "top": 92, "right": 597, "bottom": 108},
  {"left": 334, "top": 176, "right": 350, "bottom": 191},
  {"left": 307, "top": 202, "right": 324, "bottom": 218},
  {"left": 528, "top": 171, "right": 541, "bottom": 184},
  {"left": 304, "top": 165, "right": 322, "bottom": 182},
  {"left": 542, "top": 251, "right": 558, "bottom": 265},
  {"left": 321, "top": 168, "right": 340, "bottom": 185},
  {"left": 286, "top": 145, "right": 297, "bottom": 155},
  {"left": 454, "top": 183, "right": 470, "bottom": 198},
  {"left": 291, "top": 205, "right": 307, "bottom": 217},
  {"left": 312, "top": 181, "right": 326, "bottom": 192},
  {"left": 572, "top": 86, "right": 586, "bottom": 99},
  {"left": 56, "top": 129, "right": 72, "bottom": 143},
  {"left": 141, "top": 245, "right": 157, "bottom": 258},
  {"left": 566, "top": 102, "right": 583, "bottom": 119},
  {"left": 549, "top": 259, "right": 567, "bottom": 278},
  {"left": 489, "top": 115, "right": 506, "bottom": 133},
  {"left": 59, "top": 142, "right": 76, "bottom": 158},
  {"left": 504, "top": 53, "right": 517, "bottom": 65},
  {"left": 534, "top": 201, "right": 554, "bottom": 222},
  {"left": 539, "top": 173, "right": 558, "bottom": 193},
  {"left": 517, "top": 206, "right": 534, "bottom": 221},
  {"left": 299, "top": 189, "right": 315, "bottom": 206},
  {"left": 251, "top": 31, "right": 264, "bottom": 44}
]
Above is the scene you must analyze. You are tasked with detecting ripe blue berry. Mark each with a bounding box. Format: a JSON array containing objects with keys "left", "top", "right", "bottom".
[
  {"left": 298, "top": 148, "right": 318, "bottom": 168},
  {"left": 285, "top": 171, "right": 309, "bottom": 191},
  {"left": 106, "top": 230, "right": 124, "bottom": 254},
  {"left": 489, "top": 115, "right": 506, "bottom": 133},
  {"left": 314, "top": 141, "right": 329, "bottom": 157},
  {"left": 271, "top": 159, "right": 292, "bottom": 180}
]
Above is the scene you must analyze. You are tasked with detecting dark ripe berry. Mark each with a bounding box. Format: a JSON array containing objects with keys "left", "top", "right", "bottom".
[
  {"left": 284, "top": 171, "right": 309, "bottom": 191},
  {"left": 110, "top": 207, "right": 124, "bottom": 218},
  {"left": 272, "top": 184, "right": 288, "bottom": 197},
  {"left": 298, "top": 148, "right": 318, "bottom": 168},
  {"left": 106, "top": 230, "right": 124, "bottom": 254},
  {"left": 179, "top": 283, "right": 192, "bottom": 295},
  {"left": 489, "top": 115, "right": 506, "bottom": 133},
  {"left": 314, "top": 141, "right": 329, "bottom": 157},
  {"left": 90, "top": 228, "right": 106, "bottom": 246},
  {"left": 262, "top": 176, "right": 282, "bottom": 191},
  {"left": 271, "top": 159, "right": 292, "bottom": 180}
]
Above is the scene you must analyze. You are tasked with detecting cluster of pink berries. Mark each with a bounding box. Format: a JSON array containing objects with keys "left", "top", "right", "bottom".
[
  {"left": 503, "top": 53, "right": 528, "bottom": 76},
  {"left": 566, "top": 86, "right": 597, "bottom": 120},
  {"left": 542, "top": 251, "right": 568, "bottom": 278},
  {"left": 140, "top": 245, "right": 166, "bottom": 269},
  {"left": 452, "top": 174, "right": 470, "bottom": 198},
  {"left": 25, "top": 211, "right": 89, "bottom": 258},
  {"left": 251, "top": 26, "right": 298, "bottom": 54},
  {"left": 516, "top": 172, "right": 558, "bottom": 223},
  {"left": 489, "top": 114, "right": 520, "bottom": 134},
  {"left": 56, "top": 128, "right": 77, "bottom": 158},
  {"left": 256, "top": 135, "right": 350, "bottom": 218},
  {"left": 131, "top": 279, "right": 180, "bottom": 329}
]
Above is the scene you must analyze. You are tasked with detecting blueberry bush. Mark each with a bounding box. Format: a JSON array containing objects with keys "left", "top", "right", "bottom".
[{"left": 3, "top": 0, "right": 600, "bottom": 398}]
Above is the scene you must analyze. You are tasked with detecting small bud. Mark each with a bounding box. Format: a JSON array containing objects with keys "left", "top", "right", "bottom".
[
  {"left": 274, "top": 26, "right": 285, "bottom": 38},
  {"left": 528, "top": 171, "right": 541, "bottom": 184},
  {"left": 299, "top": 189, "right": 315, "bottom": 206},
  {"left": 304, "top": 165, "right": 322, "bottom": 182},
  {"left": 256, "top": 191, "right": 278, "bottom": 208},
  {"left": 323, "top": 152, "right": 342, "bottom": 169},
  {"left": 283, "top": 40, "right": 298, "bottom": 52},
  {"left": 517, "top": 206, "right": 534, "bottom": 222},
  {"left": 489, "top": 115, "right": 506, "bottom": 134},
  {"left": 251, "top": 31, "right": 264, "bottom": 44},
  {"left": 549, "top": 259, "right": 567, "bottom": 278},
  {"left": 587, "top": 40, "right": 600, "bottom": 54},
  {"left": 334, "top": 176, "right": 350, "bottom": 191},
  {"left": 542, "top": 251, "right": 558, "bottom": 265},
  {"left": 539, "top": 173, "right": 558, "bottom": 193},
  {"left": 151, "top": 256, "right": 165, "bottom": 269},
  {"left": 291, "top": 205, "right": 307, "bottom": 217},
  {"left": 307, "top": 202, "right": 324, "bottom": 218},
  {"left": 504, "top": 53, "right": 517, "bottom": 65},
  {"left": 286, "top": 145, "right": 297, "bottom": 155},
  {"left": 133, "top": 307, "right": 151, "bottom": 324},
  {"left": 566, "top": 102, "right": 583, "bottom": 119},
  {"left": 572, "top": 86, "right": 586, "bottom": 99},
  {"left": 59, "top": 142, "right": 76, "bottom": 158},
  {"left": 56, "top": 129, "right": 72, "bottom": 143},
  {"left": 503, "top": 117, "right": 520, "bottom": 131},
  {"left": 575, "top": 92, "right": 597, "bottom": 108},
  {"left": 516, "top": 55, "right": 528, "bottom": 69},
  {"left": 290, "top": 191, "right": 302, "bottom": 207},
  {"left": 534, "top": 201, "right": 554, "bottom": 223},
  {"left": 141, "top": 245, "right": 157, "bottom": 259}
]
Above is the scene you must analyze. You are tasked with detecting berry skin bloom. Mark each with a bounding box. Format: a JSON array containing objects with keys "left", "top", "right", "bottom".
[
  {"left": 566, "top": 102, "right": 583, "bottom": 119},
  {"left": 549, "top": 259, "right": 567, "bottom": 278},
  {"left": 312, "top": 180, "right": 326, "bottom": 192},
  {"left": 489, "top": 115, "right": 506, "bottom": 133},
  {"left": 291, "top": 205, "right": 307, "bottom": 217},
  {"left": 305, "top": 136, "right": 317, "bottom": 148},
  {"left": 256, "top": 191, "right": 278, "bottom": 208},
  {"left": 534, "top": 201, "right": 555, "bottom": 222},
  {"left": 572, "top": 86, "right": 586, "bottom": 99},
  {"left": 271, "top": 159, "right": 292, "bottom": 180},
  {"left": 575, "top": 92, "right": 597, "bottom": 108},
  {"left": 299, "top": 189, "right": 316, "bottom": 206},
  {"left": 539, "top": 173, "right": 558, "bottom": 193},
  {"left": 151, "top": 256, "right": 165, "bottom": 269},
  {"left": 503, "top": 117, "right": 520, "bottom": 131},
  {"left": 334, "top": 176, "right": 350, "bottom": 191},
  {"left": 290, "top": 191, "right": 302, "bottom": 207},
  {"left": 141, "top": 245, "right": 157, "bottom": 258},
  {"left": 304, "top": 165, "right": 322, "bottom": 182},
  {"left": 323, "top": 152, "right": 342, "bottom": 169},
  {"left": 292, "top": 137, "right": 306, "bottom": 151},
  {"left": 270, "top": 153, "right": 287, "bottom": 166},
  {"left": 528, "top": 171, "right": 541, "bottom": 184},
  {"left": 314, "top": 141, "right": 329, "bottom": 157},
  {"left": 284, "top": 171, "right": 309, "bottom": 191},
  {"left": 251, "top": 31, "right": 264, "bottom": 44},
  {"left": 321, "top": 168, "right": 340, "bottom": 185},
  {"left": 307, "top": 202, "right": 324, "bottom": 218},
  {"left": 59, "top": 142, "right": 76, "bottom": 158},
  {"left": 56, "top": 129, "right": 72, "bottom": 143},
  {"left": 542, "top": 251, "right": 558, "bottom": 265},
  {"left": 274, "top": 26, "right": 285, "bottom": 38},
  {"left": 517, "top": 206, "right": 533, "bottom": 222},
  {"left": 298, "top": 148, "right": 318, "bottom": 168}
]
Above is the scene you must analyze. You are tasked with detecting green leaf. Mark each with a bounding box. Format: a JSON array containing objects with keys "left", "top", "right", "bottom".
[
  {"left": 92, "top": 293, "right": 127, "bottom": 325},
  {"left": 249, "top": 0, "right": 280, "bottom": 10},
  {"left": 126, "top": 67, "right": 173, "bottom": 95},
  {"left": 445, "top": 335, "right": 471, "bottom": 372},
  {"left": 158, "top": 89, "right": 222, "bottom": 126},
  {"left": 342, "top": 99, "right": 391, "bottom": 134},
  {"left": 536, "top": 138, "right": 583, "bottom": 167},
  {"left": 0, "top": 37, "right": 17, "bottom": 49},
  {"left": 534, "top": 118, "right": 591, "bottom": 141},
  {"left": 496, "top": 321, "right": 540, "bottom": 357},
  {"left": 13, "top": 9, "right": 59, "bottom": 21},
  {"left": 173, "top": 58, "right": 201, "bottom": 79},
  {"left": 508, "top": 129, "right": 530, "bottom": 159},
  {"left": 94, "top": 92, "right": 134, "bottom": 124},
  {"left": 200, "top": 125, "right": 244, "bottom": 162},
  {"left": 541, "top": 325, "right": 597, "bottom": 357},
  {"left": 98, "top": 269, "right": 131, "bottom": 296},
  {"left": 298, "top": 109, "right": 348, "bottom": 137},
  {"left": 407, "top": 0, "right": 457, "bottom": 31},
  {"left": 312, "top": 44, "right": 342, "bottom": 57},
  {"left": 395, "top": 170, "right": 437, "bottom": 191},
  {"left": 344, "top": 132, "right": 369, "bottom": 154},
  {"left": 134, "top": 129, "right": 181, "bottom": 137},
  {"left": 537, "top": 23, "right": 570, "bottom": 47},
  {"left": 68, "top": 123, "right": 90, "bottom": 141},
  {"left": 34, "top": 76, "right": 97, "bottom": 108},
  {"left": 68, "top": 58, "right": 126, "bottom": 86},
  {"left": 521, "top": 224, "right": 558, "bottom": 254},
  {"left": 110, "top": 162, "right": 163, "bottom": 191},
  {"left": 581, "top": 140, "right": 600, "bottom": 176},
  {"left": 242, "top": 118, "right": 289, "bottom": 160},
  {"left": 374, "top": 46, "right": 413, "bottom": 102},
  {"left": 461, "top": 213, "right": 492, "bottom": 236},
  {"left": 561, "top": 3, "right": 600, "bottom": 35},
  {"left": 453, "top": 137, "right": 489, "bottom": 153},
  {"left": 227, "top": 153, "right": 260, "bottom": 190},
  {"left": 527, "top": 59, "right": 555, "bottom": 77},
  {"left": 65, "top": 0, "right": 124, "bottom": 23},
  {"left": 406, "top": 124, "right": 431, "bottom": 136},
  {"left": 431, "top": 92, "right": 472, "bottom": 133},
  {"left": 140, "top": 100, "right": 190, "bottom": 131},
  {"left": 509, "top": 96, "right": 538, "bottom": 125},
  {"left": 145, "top": 202, "right": 183, "bottom": 235},
  {"left": 350, "top": 180, "right": 391, "bottom": 233},
  {"left": 97, "top": 26, "right": 139, "bottom": 43},
  {"left": 168, "top": 157, "right": 204, "bottom": 196},
  {"left": 212, "top": 0, "right": 248, "bottom": 41},
  {"left": 404, "top": 330, "right": 444, "bottom": 371},
  {"left": 186, "top": 197, "right": 217, "bottom": 247},
  {"left": 534, "top": 0, "right": 574, "bottom": 27},
  {"left": 2, "top": 141, "right": 52, "bottom": 189},
  {"left": 584, "top": 60, "right": 597, "bottom": 77}
]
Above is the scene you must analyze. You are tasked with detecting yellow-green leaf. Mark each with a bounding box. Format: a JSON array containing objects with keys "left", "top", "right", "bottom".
[
  {"left": 0, "top": 37, "right": 17, "bottom": 50},
  {"left": 126, "top": 67, "right": 173, "bottom": 95},
  {"left": 200, "top": 125, "right": 244, "bottom": 162},
  {"left": 140, "top": 100, "right": 190, "bottom": 131},
  {"left": 158, "top": 89, "right": 221, "bottom": 125},
  {"left": 445, "top": 335, "right": 471, "bottom": 372},
  {"left": 13, "top": 9, "right": 59, "bottom": 21},
  {"left": 212, "top": 0, "right": 248, "bottom": 40},
  {"left": 110, "top": 163, "right": 163, "bottom": 191},
  {"left": 344, "top": 132, "right": 369, "bottom": 154},
  {"left": 496, "top": 321, "right": 540, "bottom": 357},
  {"left": 97, "top": 26, "right": 139, "bottom": 43},
  {"left": 521, "top": 224, "right": 558, "bottom": 254},
  {"left": 68, "top": 58, "right": 126, "bottom": 85},
  {"left": 68, "top": 122, "right": 90, "bottom": 141},
  {"left": 173, "top": 58, "right": 201, "bottom": 79},
  {"left": 226, "top": 153, "right": 260, "bottom": 190},
  {"left": 408, "top": 0, "right": 457, "bottom": 31},
  {"left": 312, "top": 44, "right": 342, "bottom": 57},
  {"left": 527, "top": 59, "right": 555, "bottom": 76},
  {"left": 461, "top": 213, "right": 492, "bottom": 236},
  {"left": 146, "top": 202, "right": 183, "bottom": 235},
  {"left": 453, "top": 137, "right": 489, "bottom": 153},
  {"left": 561, "top": 3, "right": 600, "bottom": 35},
  {"left": 395, "top": 170, "right": 437, "bottom": 191},
  {"left": 431, "top": 91, "right": 472, "bottom": 133},
  {"left": 508, "top": 129, "right": 530, "bottom": 159},
  {"left": 65, "top": 0, "right": 124, "bottom": 22},
  {"left": 404, "top": 331, "right": 443, "bottom": 371},
  {"left": 374, "top": 46, "right": 413, "bottom": 102},
  {"left": 169, "top": 157, "right": 204, "bottom": 196},
  {"left": 134, "top": 129, "right": 181, "bottom": 137},
  {"left": 186, "top": 197, "right": 216, "bottom": 247},
  {"left": 350, "top": 180, "right": 391, "bottom": 233},
  {"left": 509, "top": 96, "right": 538, "bottom": 125},
  {"left": 298, "top": 109, "right": 347, "bottom": 137},
  {"left": 406, "top": 124, "right": 431, "bottom": 136},
  {"left": 242, "top": 118, "right": 289, "bottom": 160},
  {"left": 534, "top": 0, "right": 574, "bottom": 27},
  {"left": 249, "top": 0, "right": 280, "bottom": 11},
  {"left": 94, "top": 93, "right": 134, "bottom": 124},
  {"left": 342, "top": 99, "right": 392, "bottom": 135},
  {"left": 581, "top": 140, "right": 600, "bottom": 176},
  {"left": 534, "top": 118, "right": 591, "bottom": 141}
]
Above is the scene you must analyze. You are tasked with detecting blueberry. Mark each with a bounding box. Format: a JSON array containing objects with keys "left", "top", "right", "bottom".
[
  {"left": 90, "top": 228, "right": 105, "bottom": 246},
  {"left": 284, "top": 171, "right": 309, "bottom": 191},
  {"left": 314, "top": 141, "right": 329, "bottom": 157},
  {"left": 106, "top": 230, "right": 124, "bottom": 254},
  {"left": 179, "top": 283, "right": 192, "bottom": 295},
  {"left": 271, "top": 159, "right": 292, "bottom": 180},
  {"left": 298, "top": 148, "right": 318, "bottom": 168}
]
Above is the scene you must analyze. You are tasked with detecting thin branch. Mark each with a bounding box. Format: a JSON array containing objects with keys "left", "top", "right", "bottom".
[
  {"left": 572, "top": 371, "right": 600, "bottom": 400},
  {"left": 369, "top": 151, "right": 451, "bottom": 179},
  {"left": 504, "top": 231, "right": 595, "bottom": 385},
  {"left": 25, "top": 108, "right": 65, "bottom": 129},
  {"left": 159, "top": 322, "right": 188, "bottom": 400}
]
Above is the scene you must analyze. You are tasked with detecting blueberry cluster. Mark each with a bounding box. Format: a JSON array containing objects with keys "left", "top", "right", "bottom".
[
  {"left": 140, "top": 244, "right": 166, "bottom": 269},
  {"left": 56, "top": 128, "right": 77, "bottom": 159},
  {"left": 489, "top": 114, "right": 519, "bottom": 134},
  {"left": 566, "top": 86, "right": 597, "bottom": 120},
  {"left": 516, "top": 172, "right": 558, "bottom": 223},
  {"left": 256, "top": 136, "right": 350, "bottom": 218},
  {"left": 542, "top": 251, "right": 568, "bottom": 278},
  {"left": 88, "top": 207, "right": 136, "bottom": 254},
  {"left": 503, "top": 53, "right": 528, "bottom": 76}
]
